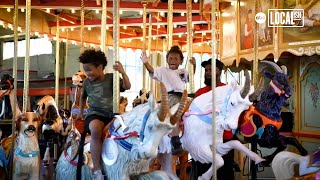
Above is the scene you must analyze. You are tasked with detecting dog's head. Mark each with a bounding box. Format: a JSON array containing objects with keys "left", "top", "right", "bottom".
[{"left": 16, "top": 112, "right": 40, "bottom": 137}]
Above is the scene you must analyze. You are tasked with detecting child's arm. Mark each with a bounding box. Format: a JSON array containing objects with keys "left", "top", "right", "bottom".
[
  {"left": 113, "top": 61, "right": 131, "bottom": 90},
  {"left": 141, "top": 52, "right": 154, "bottom": 74},
  {"left": 75, "top": 82, "right": 88, "bottom": 120}
]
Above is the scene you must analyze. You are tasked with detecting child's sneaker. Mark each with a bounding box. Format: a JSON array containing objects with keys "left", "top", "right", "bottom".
[
  {"left": 171, "top": 136, "right": 183, "bottom": 155},
  {"left": 92, "top": 169, "right": 104, "bottom": 180}
]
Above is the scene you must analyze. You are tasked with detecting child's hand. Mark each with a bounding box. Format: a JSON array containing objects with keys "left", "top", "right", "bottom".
[
  {"left": 189, "top": 57, "right": 196, "bottom": 66},
  {"left": 113, "top": 61, "right": 125, "bottom": 74},
  {"left": 140, "top": 52, "right": 149, "bottom": 64}
]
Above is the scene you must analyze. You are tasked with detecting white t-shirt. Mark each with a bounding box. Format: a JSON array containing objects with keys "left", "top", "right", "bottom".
[{"left": 151, "top": 67, "right": 189, "bottom": 93}]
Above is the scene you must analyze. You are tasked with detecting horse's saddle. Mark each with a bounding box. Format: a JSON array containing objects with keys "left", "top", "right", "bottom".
[{"left": 239, "top": 105, "right": 283, "bottom": 138}]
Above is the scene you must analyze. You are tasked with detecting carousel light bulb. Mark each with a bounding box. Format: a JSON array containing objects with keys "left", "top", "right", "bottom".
[
  {"left": 157, "top": 24, "right": 160, "bottom": 28},
  {"left": 7, "top": 8, "right": 11, "bottom": 12},
  {"left": 231, "top": 1, "right": 235, "bottom": 6},
  {"left": 18, "top": 27, "right": 22, "bottom": 32},
  {"left": 62, "top": 39, "right": 67, "bottom": 43},
  {"left": 122, "top": 39, "right": 125, "bottom": 43},
  {"left": 34, "top": 32, "right": 39, "bottom": 36},
  {"left": 46, "top": 8, "right": 50, "bottom": 13},
  {"left": 71, "top": 27, "right": 74, "bottom": 31},
  {"left": 181, "top": 12, "right": 184, "bottom": 16},
  {"left": 202, "top": 32, "right": 206, "bottom": 36},
  {"left": 71, "top": 9, "right": 75, "bottom": 14},
  {"left": 178, "top": 34, "right": 182, "bottom": 38},
  {"left": 123, "top": 26, "right": 127, "bottom": 30},
  {"left": 139, "top": 10, "right": 143, "bottom": 15},
  {"left": 106, "top": 26, "right": 109, "bottom": 30},
  {"left": 120, "top": 10, "right": 123, "bottom": 15},
  {"left": 173, "top": 24, "right": 177, "bottom": 28},
  {"left": 88, "top": 27, "right": 92, "bottom": 31},
  {"left": 140, "top": 38, "right": 143, "bottom": 41},
  {"left": 95, "top": 9, "right": 99, "bottom": 14},
  {"left": 0, "top": 21, "right": 4, "bottom": 27},
  {"left": 128, "top": 39, "right": 132, "bottom": 43},
  {"left": 194, "top": 0, "right": 198, "bottom": 3},
  {"left": 61, "top": 28, "right": 65, "bottom": 32},
  {"left": 160, "top": 12, "right": 165, "bottom": 16},
  {"left": 152, "top": 36, "right": 156, "bottom": 40},
  {"left": 21, "top": 8, "right": 25, "bottom": 12},
  {"left": 53, "top": 36, "right": 57, "bottom": 40}
]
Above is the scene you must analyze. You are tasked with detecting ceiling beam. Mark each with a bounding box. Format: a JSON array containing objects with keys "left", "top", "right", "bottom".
[
  {"left": 49, "top": 15, "right": 206, "bottom": 27},
  {"left": 40, "top": 9, "right": 78, "bottom": 24},
  {"left": 0, "top": 0, "right": 200, "bottom": 13}
]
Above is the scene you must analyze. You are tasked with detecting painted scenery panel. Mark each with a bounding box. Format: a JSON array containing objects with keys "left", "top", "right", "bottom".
[
  {"left": 240, "top": 0, "right": 255, "bottom": 50},
  {"left": 221, "top": 5, "right": 237, "bottom": 58},
  {"left": 283, "top": 0, "right": 320, "bottom": 43},
  {"left": 257, "top": 0, "right": 273, "bottom": 47}
]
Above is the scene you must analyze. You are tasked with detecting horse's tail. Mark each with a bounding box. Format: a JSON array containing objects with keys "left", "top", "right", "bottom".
[{"left": 271, "top": 151, "right": 302, "bottom": 180}]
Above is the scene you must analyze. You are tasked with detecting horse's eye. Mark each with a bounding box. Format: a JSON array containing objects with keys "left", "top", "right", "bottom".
[{"left": 231, "top": 102, "right": 235, "bottom": 106}]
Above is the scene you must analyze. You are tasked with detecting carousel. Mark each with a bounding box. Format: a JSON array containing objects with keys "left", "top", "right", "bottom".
[{"left": 0, "top": 0, "right": 319, "bottom": 180}]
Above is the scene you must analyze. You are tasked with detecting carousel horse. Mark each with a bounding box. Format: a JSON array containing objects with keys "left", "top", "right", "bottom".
[
  {"left": 272, "top": 150, "right": 320, "bottom": 179},
  {"left": 159, "top": 70, "right": 265, "bottom": 180},
  {"left": 56, "top": 82, "right": 187, "bottom": 180},
  {"left": 237, "top": 61, "right": 308, "bottom": 166}
]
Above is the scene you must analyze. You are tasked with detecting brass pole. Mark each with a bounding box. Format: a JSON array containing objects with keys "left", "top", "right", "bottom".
[
  {"left": 253, "top": 0, "right": 259, "bottom": 85},
  {"left": 55, "top": 15, "right": 60, "bottom": 105},
  {"left": 211, "top": 0, "right": 217, "bottom": 179},
  {"left": 148, "top": 14, "right": 153, "bottom": 93},
  {"left": 101, "top": 0, "right": 107, "bottom": 54},
  {"left": 142, "top": 1, "right": 148, "bottom": 92},
  {"left": 64, "top": 30, "right": 69, "bottom": 109},
  {"left": 80, "top": 0, "right": 85, "bottom": 71},
  {"left": 167, "top": 0, "right": 173, "bottom": 49},
  {"left": 23, "top": 0, "right": 31, "bottom": 113},
  {"left": 187, "top": 0, "right": 194, "bottom": 93},
  {"left": 113, "top": 0, "right": 120, "bottom": 113}
]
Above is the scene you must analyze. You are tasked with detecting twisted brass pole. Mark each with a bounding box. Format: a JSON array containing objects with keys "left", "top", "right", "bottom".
[
  {"left": 167, "top": 0, "right": 173, "bottom": 49},
  {"left": 142, "top": 1, "right": 148, "bottom": 92},
  {"left": 23, "top": 0, "right": 31, "bottom": 113},
  {"left": 55, "top": 15, "right": 60, "bottom": 104},
  {"left": 187, "top": 0, "right": 194, "bottom": 93},
  {"left": 112, "top": 0, "right": 120, "bottom": 113}
]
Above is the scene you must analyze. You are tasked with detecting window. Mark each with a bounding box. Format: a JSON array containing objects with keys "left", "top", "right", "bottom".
[{"left": 3, "top": 37, "right": 53, "bottom": 60}]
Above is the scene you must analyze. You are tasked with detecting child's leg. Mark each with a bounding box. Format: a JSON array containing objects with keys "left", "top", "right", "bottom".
[{"left": 89, "top": 119, "right": 105, "bottom": 172}]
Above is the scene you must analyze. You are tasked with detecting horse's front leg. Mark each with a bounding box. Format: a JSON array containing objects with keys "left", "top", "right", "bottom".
[
  {"left": 283, "top": 136, "right": 308, "bottom": 156},
  {"left": 221, "top": 140, "right": 264, "bottom": 164}
]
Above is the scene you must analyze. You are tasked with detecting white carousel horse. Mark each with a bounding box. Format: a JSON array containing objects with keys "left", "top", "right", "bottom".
[
  {"left": 272, "top": 150, "right": 320, "bottom": 180},
  {"left": 158, "top": 71, "right": 265, "bottom": 180},
  {"left": 55, "top": 82, "right": 188, "bottom": 179}
]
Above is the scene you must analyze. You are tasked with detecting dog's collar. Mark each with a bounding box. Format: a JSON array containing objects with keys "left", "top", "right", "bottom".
[{"left": 15, "top": 147, "right": 40, "bottom": 158}]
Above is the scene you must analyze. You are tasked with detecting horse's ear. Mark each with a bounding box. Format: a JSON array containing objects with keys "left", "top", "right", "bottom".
[
  {"left": 264, "top": 70, "right": 273, "bottom": 79},
  {"left": 42, "top": 103, "right": 46, "bottom": 110},
  {"left": 148, "top": 93, "right": 156, "bottom": 112}
]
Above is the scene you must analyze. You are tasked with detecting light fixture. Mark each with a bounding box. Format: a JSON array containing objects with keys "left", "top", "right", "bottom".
[
  {"left": 128, "top": 39, "right": 132, "bottom": 42},
  {"left": 178, "top": 34, "right": 182, "bottom": 38},
  {"left": 231, "top": 1, "right": 235, "bottom": 6},
  {"left": 123, "top": 26, "right": 127, "bottom": 30},
  {"left": 71, "top": 27, "right": 74, "bottom": 31},
  {"left": 0, "top": 21, "right": 4, "bottom": 26},
  {"left": 181, "top": 12, "right": 184, "bottom": 16},
  {"left": 53, "top": 36, "right": 57, "bottom": 40},
  {"left": 88, "top": 27, "right": 92, "bottom": 31},
  {"left": 61, "top": 28, "right": 65, "bottom": 32},
  {"left": 71, "top": 9, "right": 75, "bottom": 14},
  {"left": 152, "top": 36, "right": 156, "bottom": 40},
  {"left": 34, "top": 32, "right": 39, "bottom": 36},
  {"left": 18, "top": 27, "right": 22, "bottom": 32},
  {"left": 173, "top": 24, "right": 177, "bottom": 28},
  {"left": 62, "top": 39, "right": 67, "bottom": 43},
  {"left": 194, "top": 0, "right": 198, "bottom": 3},
  {"left": 139, "top": 11, "right": 143, "bottom": 15},
  {"left": 202, "top": 32, "right": 206, "bottom": 36},
  {"left": 120, "top": 10, "right": 123, "bottom": 15},
  {"left": 21, "top": 8, "right": 25, "bottom": 12},
  {"left": 95, "top": 9, "right": 99, "bottom": 14},
  {"left": 160, "top": 12, "right": 165, "bottom": 16},
  {"left": 46, "top": 9, "right": 50, "bottom": 13},
  {"left": 106, "top": 26, "right": 109, "bottom": 30},
  {"left": 7, "top": 24, "right": 13, "bottom": 30},
  {"left": 7, "top": 8, "right": 11, "bottom": 12},
  {"left": 157, "top": 24, "right": 160, "bottom": 28}
]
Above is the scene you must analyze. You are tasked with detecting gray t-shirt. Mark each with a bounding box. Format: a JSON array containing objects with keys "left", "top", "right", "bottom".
[{"left": 81, "top": 73, "right": 125, "bottom": 117}]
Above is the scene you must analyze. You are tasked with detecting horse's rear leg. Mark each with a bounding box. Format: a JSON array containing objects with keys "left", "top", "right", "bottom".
[{"left": 283, "top": 136, "right": 308, "bottom": 156}]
